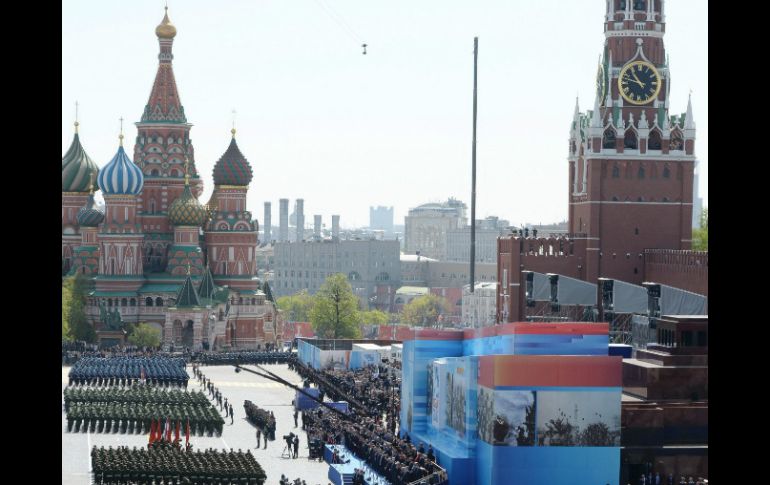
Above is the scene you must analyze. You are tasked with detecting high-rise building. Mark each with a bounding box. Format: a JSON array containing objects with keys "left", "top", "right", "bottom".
[{"left": 369, "top": 205, "right": 394, "bottom": 232}]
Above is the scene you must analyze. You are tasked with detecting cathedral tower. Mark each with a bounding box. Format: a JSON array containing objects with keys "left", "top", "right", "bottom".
[
  {"left": 133, "top": 7, "right": 202, "bottom": 272},
  {"left": 205, "top": 129, "right": 259, "bottom": 291}
]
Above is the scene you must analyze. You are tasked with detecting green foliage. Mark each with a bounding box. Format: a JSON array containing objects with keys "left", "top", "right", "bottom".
[
  {"left": 276, "top": 289, "right": 315, "bottom": 322},
  {"left": 402, "top": 294, "right": 452, "bottom": 327},
  {"left": 310, "top": 274, "right": 361, "bottom": 339},
  {"left": 62, "top": 281, "right": 72, "bottom": 342},
  {"left": 63, "top": 273, "right": 96, "bottom": 342},
  {"left": 692, "top": 207, "right": 708, "bottom": 251},
  {"left": 360, "top": 309, "right": 389, "bottom": 326},
  {"left": 128, "top": 322, "right": 161, "bottom": 348}
]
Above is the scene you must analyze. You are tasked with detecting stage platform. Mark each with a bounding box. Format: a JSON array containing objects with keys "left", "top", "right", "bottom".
[{"left": 324, "top": 444, "right": 392, "bottom": 485}]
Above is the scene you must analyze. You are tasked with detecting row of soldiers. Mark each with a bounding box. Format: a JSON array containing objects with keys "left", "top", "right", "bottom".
[
  {"left": 91, "top": 444, "right": 266, "bottom": 485},
  {"left": 194, "top": 369, "right": 235, "bottom": 425},
  {"left": 67, "top": 402, "right": 224, "bottom": 436},
  {"left": 243, "top": 400, "right": 276, "bottom": 441},
  {"left": 69, "top": 356, "right": 188, "bottom": 387},
  {"left": 191, "top": 351, "right": 293, "bottom": 366},
  {"left": 63, "top": 386, "right": 209, "bottom": 411}
]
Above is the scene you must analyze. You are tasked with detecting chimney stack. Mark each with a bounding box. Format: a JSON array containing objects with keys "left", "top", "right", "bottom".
[
  {"left": 332, "top": 215, "right": 340, "bottom": 240},
  {"left": 314, "top": 215, "right": 322, "bottom": 238},
  {"left": 263, "top": 202, "right": 272, "bottom": 243},
  {"left": 279, "top": 198, "right": 289, "bottom": 242},
  {"left": 295, "top": 199, "right": 305, "bottom": 242}
]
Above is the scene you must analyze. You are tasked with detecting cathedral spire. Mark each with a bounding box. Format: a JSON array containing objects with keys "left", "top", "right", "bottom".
[{"left": 141, "top": 6, "right": 186, "bottom": 123}]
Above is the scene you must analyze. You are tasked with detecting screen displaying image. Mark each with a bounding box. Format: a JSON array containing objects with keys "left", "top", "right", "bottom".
[
  {"left": 536, "top": 391, "right": 620, "bottom": 446},
  {"left": 477, "top": 387, "right": 535, "bottom": 446}
]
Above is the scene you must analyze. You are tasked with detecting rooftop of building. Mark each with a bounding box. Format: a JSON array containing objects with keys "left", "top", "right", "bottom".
[{"left": 400, "top": 254, "right": 438, "bottom": 262}]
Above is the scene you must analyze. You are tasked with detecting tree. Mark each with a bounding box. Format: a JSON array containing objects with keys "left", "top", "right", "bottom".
[
  {"left": 692, "top": 207, "right": 708, "bottom": 251},
  {"left": 64, "top": 273, "right": 96, "bottom": 342},
  {"left": 310, "top": 273, "right": 361, "bottom": 339},
  {"left": 62, "top": 280, "right": 72, "bottom": 342},
  {"left": 402, "top": 294, "right": 452, "bottom": 327},
  {"left": 128, "top": 322, "right": 161, "bottom": 348},
  {"left": 276, "top": 289, "right": 315, "bottom": 322},
  {"left": 360, "top": 309, "right": 389, "bottom": 326}
]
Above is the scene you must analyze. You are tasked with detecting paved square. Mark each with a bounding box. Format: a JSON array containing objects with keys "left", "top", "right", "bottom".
[{"left": 62, "top": 364, "right": 332, "bottom": 485}]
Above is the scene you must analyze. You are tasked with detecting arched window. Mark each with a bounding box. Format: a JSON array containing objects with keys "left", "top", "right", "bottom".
[
  {"left": 107, "top": 299, "right": 113, "bottom": 307},
  {"left": 121, "top": 298, "right": 128, "bottom": 307},
  {"left": 612, "top": 165, "right": 620, "bottom": 178},
  {"left": 251, "top": 298, "right": 256, "bottom": 305},
  {"left": 624, "top": 130, "right": 638, "bottom": 149},
  {"left": 602, "top": 128, "right": 616, "bottom": 149},
  {"left": 150, "top": 200, "right": 156, "bottom": 214},
  {"left": 670, "top": 130, "right": 684, "bottom": 151},
  {"left": 663, "top": 164, "right": 671, "bottom": 179},
  {"left": 130, "top": 298, "right": 136, "bottom": 306},
  {"left": 155, "top": 297, "right": 163, "bottom": 307},
  {"left": 638, "top": 165, "right": 645, "bottom": 179},
  {"left": 151, "top": 169, "right": 160, "bottom": 176},
  {"left": 648, "top": 130, "right": 662, "bottom": 150},
  {"left": 145, "top": 297, "right": 154, "bottom": 307}
]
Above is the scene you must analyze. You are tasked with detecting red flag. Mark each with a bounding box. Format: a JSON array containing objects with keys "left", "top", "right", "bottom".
[
  {"left": 149, "top": 420, "right": 156, "bottom": 444},
  {"left": 165, "top": 418, "right": 172, "bottom": 442},
  {"left": 175, "top": 420, "right": 181, "bottom": 443},
  {"left": 185, "top": 419, "right": 190, "bottom": 447}
]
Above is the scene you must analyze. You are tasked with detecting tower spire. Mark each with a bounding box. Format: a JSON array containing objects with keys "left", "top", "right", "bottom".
[
  {"left": 119, "top": 117, "right": 124, "bottom": 146},
  {"left": 184, "top": 156, "right": 190, "bottom": 185},
  {"left": 231, "top": 109, "right": 237, "bottom": 138},
  {"left": 684, "top": 90, "right": 695, "bottom": 130},
  {"left": 74, "top": 101, "right": 79, "bottom": 133}
]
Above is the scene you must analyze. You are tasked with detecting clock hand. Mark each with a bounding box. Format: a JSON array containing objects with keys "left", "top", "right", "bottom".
[{"left": 631, "top": 71, "right": 646, "bottom": 88}]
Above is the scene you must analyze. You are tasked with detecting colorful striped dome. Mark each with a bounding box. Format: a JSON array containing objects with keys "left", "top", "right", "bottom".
[
  {"left": 62, "top": 131, "right": 99, "bottom": 192},
  {"left": 98, "top": 143, "right": 144, "bottom": 195},
  {"left": 76, "top": 194, "right": 105, "bottom": 227},
  {"left": 169, "top": 184, "right": 208, "bottom": 227},
  {"left": 212, "top": 134, "right": 253, "bottom": 186}
]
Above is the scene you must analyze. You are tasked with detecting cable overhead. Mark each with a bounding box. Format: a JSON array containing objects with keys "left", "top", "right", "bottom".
[{"left": 313, "top": 0, "right": 367, "bottom": 54}]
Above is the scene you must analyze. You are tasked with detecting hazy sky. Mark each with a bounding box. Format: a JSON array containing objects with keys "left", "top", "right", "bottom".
[{"left": 62, "top": 1, "right": 707, "bottom": 229}]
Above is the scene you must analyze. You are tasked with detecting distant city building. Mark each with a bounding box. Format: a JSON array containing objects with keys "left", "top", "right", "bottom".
[
  {"left": 446, "top": 227, "right": 506, "bottom": 263},
  {"left": 462, "top": 282, "right": 497, "bottom": 327},
  {"left": 404, "top": 198, "right": 468, "bottom": 260},
  {"left": 273, "top": 239, "right": 401, "bottom": 310},
  {"left": 399, "top": 254, "right": 496, "bottom": 288},
  {"left": 369, "top": 205, "right": 394, "bottom": 233}
]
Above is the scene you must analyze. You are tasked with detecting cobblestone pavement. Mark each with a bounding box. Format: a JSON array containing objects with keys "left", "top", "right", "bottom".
[{"left": 62, "top": 364, "right": 332, "bottom": 485}]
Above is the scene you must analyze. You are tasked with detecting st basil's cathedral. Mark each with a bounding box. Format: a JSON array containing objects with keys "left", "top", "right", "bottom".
[{"left": 61, "top": 8, "right": 281, "bottom": 349}]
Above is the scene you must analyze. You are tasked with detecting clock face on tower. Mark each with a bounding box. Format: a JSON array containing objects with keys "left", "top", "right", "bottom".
[{"left": 618, "top": 61, "right": 661, "bottom": 105}]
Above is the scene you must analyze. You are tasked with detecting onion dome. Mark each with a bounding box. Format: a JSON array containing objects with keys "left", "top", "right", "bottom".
[
  {"left": 169, "top": 159, "right": 208, "bottom": 226},
  {"left": 98, "top": 135, "right": 144, "bottom": 195},
  {"left": 155, "top": 7, "right": 177, "bottom": 39},
  {"left": 212, "top": 129, "right": 253, "bottom": 186},
  {"left": 62, "top": 123, "right": 99, "bottom": 192},
  {"left": 76, "top": 179, "right": 105, "bottom": 227}
]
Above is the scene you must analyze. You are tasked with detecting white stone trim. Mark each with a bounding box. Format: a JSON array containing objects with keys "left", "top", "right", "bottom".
[{"left": 569, "top": 201, "right": 692, "bottom": 206}]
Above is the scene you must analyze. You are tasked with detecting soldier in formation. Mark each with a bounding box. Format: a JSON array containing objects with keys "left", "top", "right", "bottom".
[{"left": 91, "top": 443, "right": 267, "bottom": 485}]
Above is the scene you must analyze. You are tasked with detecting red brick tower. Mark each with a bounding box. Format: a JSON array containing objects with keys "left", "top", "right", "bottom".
[
  {"left": 205, "top": 129, "right": 259, "bottom": 292},
  {"left": 62, "top": 119, "right": 99, "bottom": 274},
  {"left": 95, "top": 132, "right": 145, "bottom": 295},
  {"left": 497, "top": 0, "right": 697, "bottom": 323},
  {"left": 133, "top": 7, "right": 203, "bottom": 271},
  {"left": 570, "top": 0, "right": 695, "bottom": 284}
]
